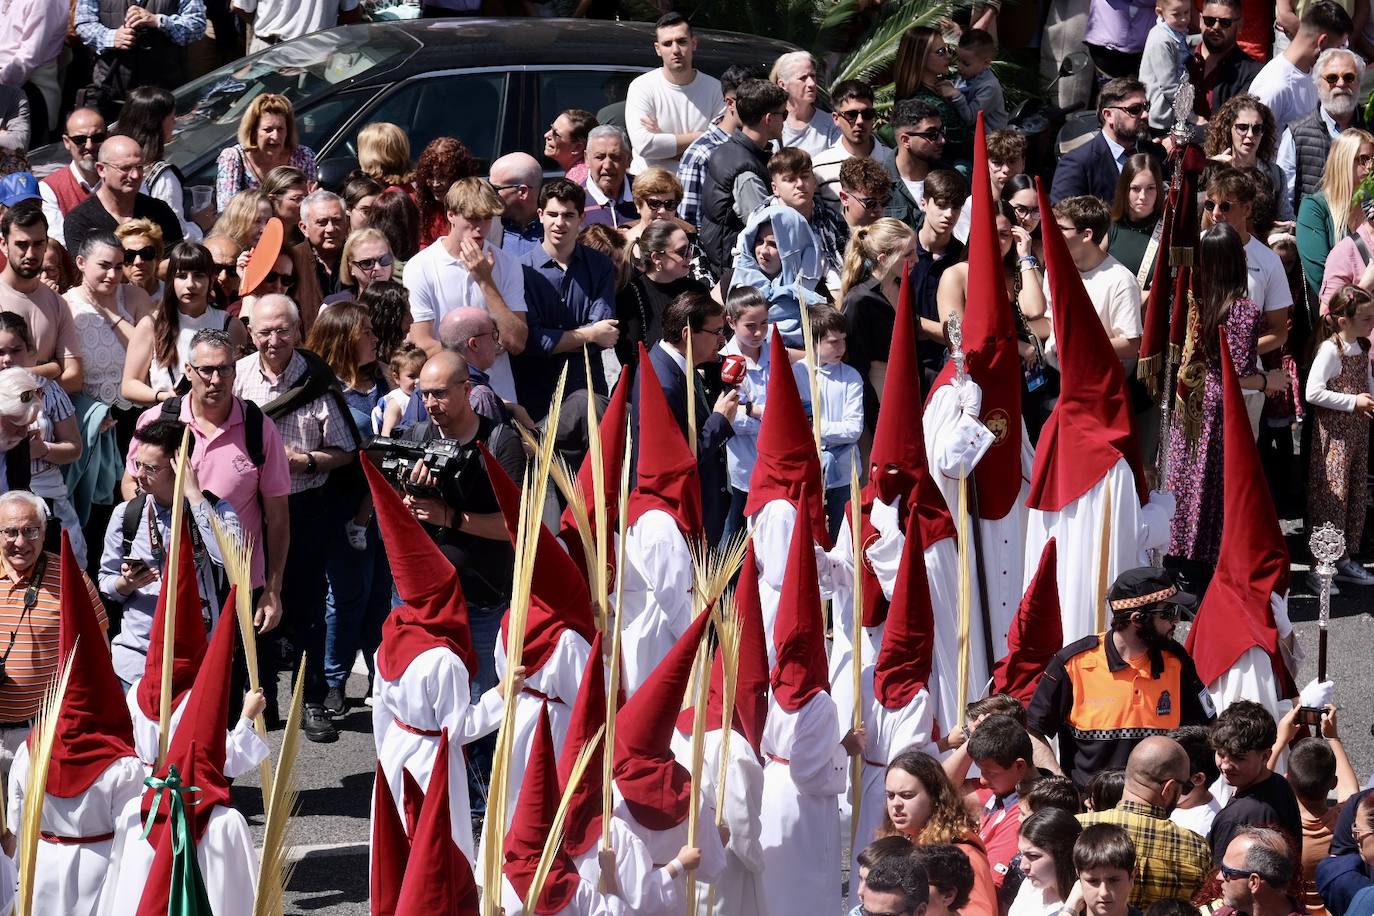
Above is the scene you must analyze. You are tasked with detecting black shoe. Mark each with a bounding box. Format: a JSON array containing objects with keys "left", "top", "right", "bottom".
[
  {"left": 302, "top": 704, "right": 339, "bottom": 743},
  {"left": 323, "top": 686, "right": 347, "bottom": 717}
]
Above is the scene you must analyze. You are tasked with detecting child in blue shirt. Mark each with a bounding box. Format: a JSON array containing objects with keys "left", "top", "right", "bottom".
[
  {"left": 955, "top": 29, "right": 1008, "bottom": 131},
  {"left": 1142, "top": 0, "right": 1194, "bottom": 132},
  {"left": 720, "top": 287, "right": 773, "bottom": 546},
  {"left": 793, "top": 305, "right": 864, "bottom": 539}
]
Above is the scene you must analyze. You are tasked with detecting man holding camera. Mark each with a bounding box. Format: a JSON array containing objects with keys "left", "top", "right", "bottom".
[{"left": 396, "top": 349, "right": 526, "bottom": 812}]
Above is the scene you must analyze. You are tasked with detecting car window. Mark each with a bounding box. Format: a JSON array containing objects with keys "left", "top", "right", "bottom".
[
  {"left": 339, "top": 71, "right": 507, "bottom": 169},
  {"left": 535, "top": 68, "right": 642, "bottom": 134}
]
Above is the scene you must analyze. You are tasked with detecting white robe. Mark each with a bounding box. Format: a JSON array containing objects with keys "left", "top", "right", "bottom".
[
  {"left": 371, "top": 645, "right": 502, "bottom": 862},
  {"left": 1206, "top": 646, "right": 1289, "bottom": 725},
  {"left": 123, "top": 684, "right": 271, "bottom": 779},
  {"left": 498, "top": 873, "right": 624, "bottom": 915},
  {"left": 668, "top": 727, "right": 769, "bottom": 916},
  {"left": 850, "top": 667, "right": 937, "bottom": 909},
  {"left": 1022, "top": 458, "right": 1173, "bottom": 644},
  {"left": 747, "top": 500, "right": 839, "bottom": 669},
  {"left": 96, "top": 794, "right": 258, "bottom": 916},
  {"left": 572, "top": 814, "right": 677, "bottom": 916},
  {"left": 7, "top": 745, "right": 144, "bottom": 916},
  {"left": 618, "top": 510, "right": 694, "bottom": 693},
  {"left": 925, "top": 383, "right": 1036, "bottom": 662},
  {"left": 758, "top": 694, "right": 846, "bottom": 916},
  {"left": 612, "top": 793, "right": 728, "bottom": 895}
]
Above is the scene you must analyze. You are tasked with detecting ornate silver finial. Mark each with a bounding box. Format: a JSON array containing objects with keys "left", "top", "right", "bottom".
[
  {"left": 948, "top": 313, "right": 966, "bottom": 381},
  {"left": 1310, "top": 523, "right": 1345, "bottom": 573},
  {"left": 1171, "top": 74, "right": 1195, "bottom": 145}
]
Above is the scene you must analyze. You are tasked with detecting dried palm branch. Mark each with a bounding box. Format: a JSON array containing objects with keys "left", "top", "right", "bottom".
[
  {"left": 16, "top": 647, "right": 77, "bottom": 916},
  {"left": 253, "top": 656, "right": 306, "bottom": 916}
]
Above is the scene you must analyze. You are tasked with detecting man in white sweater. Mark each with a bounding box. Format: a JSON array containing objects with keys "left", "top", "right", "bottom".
[{"left": 626, "top": 12, "right": 724, "bottom": 174}]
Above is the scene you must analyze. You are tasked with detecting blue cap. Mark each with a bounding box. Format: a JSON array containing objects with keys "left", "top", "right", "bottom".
[{"left": 0, "top": 172, "right": 41, "bottom": 208}]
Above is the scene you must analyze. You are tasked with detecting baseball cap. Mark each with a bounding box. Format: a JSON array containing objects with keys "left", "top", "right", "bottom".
[
  {"left": 1106, "top": 567, "right": 1198, "bottom": 618},
  {"left": 0, "top": 173, "right": 41, "bottom": 208}
]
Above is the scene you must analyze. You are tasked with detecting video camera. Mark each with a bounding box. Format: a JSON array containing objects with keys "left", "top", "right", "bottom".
[{"left": 364, "top": 435, "right": 469, "bottom": 500}]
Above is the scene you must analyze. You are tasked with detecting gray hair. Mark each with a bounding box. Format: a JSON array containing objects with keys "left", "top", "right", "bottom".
[
  {"left": 251, "top": 293, "right": 301, "bottom": 327},
  {"left": 1314, "top": 48, "right": 1366, "bottom": 88},
  {"left": 300, "top": 189, "right": 345, "bottom": 223},
  {"left": 189, "top": 327, "right": 235, "bottom": 358},
  {"left": 587, "top": 124, "right": 630, "bottom": 153},
  {"left": 0, "top": 490, "right": 48, "bottom": 526},
  {"left": 1236, "top": 827, "right": 1295, "bottom": 887},
  {"left": 770, "top": 50, "right": 817, "bottom": 84}
]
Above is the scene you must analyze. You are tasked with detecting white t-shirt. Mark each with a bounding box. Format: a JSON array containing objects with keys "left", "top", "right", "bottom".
[
  {"left": 1245, "top": 235, "right": 1294, "bottom": 314},
  {"left": 1248, "top": 56, "right": 1316, "bottom": 136},
  {"left": 625, "top": 69, "right": 723, "bottom": 173},
  {"left": 1043, "top": 252, "right": 1144, "bottom": 344},
  {"left": 232, "top": 0, "right": 358, "bottom": 42},
  {"left": 781, "top": 109, "right": 841, "bottom": 158},
  {"left": 402, "top": 238, "right": 526, "bottom": 402},
  {"left": 1170, "top": 795, "right": 1222, "bottom": 838}
]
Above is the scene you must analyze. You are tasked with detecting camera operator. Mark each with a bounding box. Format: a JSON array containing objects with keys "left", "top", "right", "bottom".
[{"left": 398, "top": 349, "right": 526, "bottom": 812}]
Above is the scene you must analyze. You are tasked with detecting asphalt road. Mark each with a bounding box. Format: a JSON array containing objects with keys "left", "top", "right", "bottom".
[{"left": 233, "top": 560, "right": 1374, "bottom": 915}]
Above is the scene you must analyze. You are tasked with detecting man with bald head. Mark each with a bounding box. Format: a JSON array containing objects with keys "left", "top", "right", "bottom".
[
  {"left": 489, "top": 152, "right": 544, "bottom": 257},
  {"left": 437, "top": 307, "right": 510, "bottom": 423},
  {"left": 1217, "top": 828, "right": 1303, "bottom": 916},
  {"left": 235, "top": 293, "right": 358, "bottom": 742},
  {"left": 62, "top": 133, "right": 182, "bottom": 253},
  {"left": 1079, "top": 735, "right": 1214, "bottom": 907},
  {"left": 39, "top": 108, "right": 105, "bottom": 246}
]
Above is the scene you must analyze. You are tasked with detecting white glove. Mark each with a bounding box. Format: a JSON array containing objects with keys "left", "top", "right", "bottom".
[
  {"left": 956, "top": 378, "right": 983, "bottom": 416},
  {"left": 869, "top": 494, "right": 900, "bottom": 535},
  {"left": 1146, "top": 489, "right": 1176, "bottom": 517},
  {"left": 1299, "top": 678, "right": 1335, "bottom": 710},
  {"left": 1270, "top": 592, "right": 1293, "bottom": 640}
]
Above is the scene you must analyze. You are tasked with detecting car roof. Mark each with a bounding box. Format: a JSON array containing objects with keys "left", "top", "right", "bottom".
[{"left": 334, "top": 17, "right": 796, "bottom": 76}]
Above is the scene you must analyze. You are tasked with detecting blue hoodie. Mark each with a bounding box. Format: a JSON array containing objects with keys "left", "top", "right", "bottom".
[{"left": 729, "top": 204, "right": 826, "bottom": 347}]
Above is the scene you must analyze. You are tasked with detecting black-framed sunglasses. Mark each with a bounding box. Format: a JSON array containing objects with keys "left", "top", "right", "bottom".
[
  {"left": 491, "top": 183, "right": 527, "bottom": 193},
  {"left": 1109, "top": 103, "right": 1149, "bottom": 117},
  {"left": 66, "top": 132, "right": 107, "bottom": 147},
  {"left": 904, "top": 128, "right": 946, "bottom": 142},
  {"left": 1203, "top": 199, "right": 1232, "bottom": 213},
  {"left": 1218, "top": 864, "right": 1253, "bottom": 881},
  {"left": 262, "top": 270, "right": 297, "bottom": 289},
  {"left": 1233, "top": 122, "right": 1263, "bottom": 135},
  {"left": 212, "top": 261, "right": 237, "bottom": 275},
  {"left": 848, "top": 191, "right": 890, "bottom": 210},
  {"left": 644, "top": 197, "right": 680, "bottom": 212},
  {"left": 1148, "top": 605, "right": 1182, "bottom": 622},
  {"left": 352, "top": 253, "right": 395, "bottom": 271},
  {"left": 123, "top": 246, "right": 157, "bottom": 264},
  {"left": 837, "top": 107, "right": 879, "bottom": 124},
  {"left": 1201, "top": 15, "right": 1234, "bottom": 27}
]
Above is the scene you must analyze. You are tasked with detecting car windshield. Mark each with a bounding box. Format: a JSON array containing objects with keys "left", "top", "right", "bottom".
[{"left": 165, "top": 27, "right": 420, "bottom": 171}]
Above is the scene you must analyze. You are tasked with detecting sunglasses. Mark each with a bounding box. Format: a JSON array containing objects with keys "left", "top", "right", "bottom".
[
  {"left": 123, "top": 246, "right": 157, "bottom": 264},
  {"left": 1201, "top": 15, "right": 1234, "bottom": 27},
  {"left": 905, "top": 128, "right": 946, "bottom": 142},
  {"left": 262, "top": 270, "right": 296, "bottom": 289},
  {"left": 66, "top": 132, "right": 107, "bottom": 147},
  {"left": 1218, "top": 864, "right": 1252, "bottom": 881},
  {"left": 212, "top": 261, "right": 237, "bottom": 274},
  {"left": 644, "top": 197, "right": 680, "bottom": 212},
  {"left": 1203, "top": 199, "right": 1233, "bottom": 213},
  {"left": 353, "top": 253, "right": 395, "bottom": 271},
  {"left": 849, "top": 192, "right": 890, "bottom": 210},
  {"left": 1109, "top": 103, "right": 1149, "bottom": 117},
  {"left": 1150, "top": 605, "right": 1181, "bottom": 622},
  {"left": 1324, "top": 71, "right": 1359, "bottom": 85},
  {"left": 837, "top": 108, "right": 878, "bottom": 124},
  {"left": 1233, "top": 122, "right": 1263, "bottom": 134}
]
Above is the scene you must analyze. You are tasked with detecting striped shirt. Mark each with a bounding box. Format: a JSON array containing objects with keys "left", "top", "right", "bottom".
[{"left": 0, "top": 552, "right": 106, "bottom": 723}]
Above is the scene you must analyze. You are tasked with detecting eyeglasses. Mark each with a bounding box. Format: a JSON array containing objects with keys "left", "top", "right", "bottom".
[
  {"left": 1010, "top": 203, "right": 1038, "bottom": 219},
  {"left": 254, "top": 327, "right": 294, "bottom": 341},
  {"left": 1203, "top": 199, "right": 1233, "bottom": 213},
  {"left": 1149, "top": 605, "right": 1181, "bottom": 622},
  {"left": 0, "top": 526, "right": 42, "bottom": 542},
  {"left": 352, "top": 253, "right": 395, "bottom": 271},
  {"left": 189, "top": 363, "right": 235, "bottom": 379},
  {"left": 1218, "top": 864, "right": 1253, "bottom": 881},
  {"left": 699, "top": 324, "right": 727, "bottom": 338},
  {"left": 491, "top": 183, "right": 526, "bottom": 194},
  {"left": 904, "top": 128, "right": 946, "bottom": 142},
  {"left": 1324, "top": 71, "right": 1359, "bottom": 85},
  {"left": 1201, "top": 15, "right": 1234, "bottom": 27},
  {"left": 669, "top": 243, "right": 691, "bottom": 258},
  {"left": 123, "top": 246, "right": 157, "bottom": 264},
  {"left": 102, "top": 161, "right": 144, "bottom": 175},
  {"left": 768, "top": 108, "right": 789, "bottom": 118},
  {"left": 1108, "top": 103, "right": 1149, "bottom": 117},
  {"left": 849, "top": 192, "right": 890, "bottom": 210},
  {"left": 837, "top": 107, "right": 878, "bottom": 124},
  {"left": 420, "top": 381, "right": 469, "bottom": 400},
  {"left": 1233, "top": 122, "right": 1263, "bottom": 135},
  {"left": 644, "top": 197, "right": 680, "bottom": 212},
  {"left": 132, "top": 460, "right": 168, "bottom": 475},
  {"left": 860, "top": 907, "right": 914, "bottom": 916},
  {"left": 262, "top": 270, "right": 296, "bottom": 289},
  {"left": 65, "top": 132, "right": 107, "bottom": 147}
]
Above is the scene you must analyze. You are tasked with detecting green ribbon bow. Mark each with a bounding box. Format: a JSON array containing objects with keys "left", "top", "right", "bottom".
[{"left": 140, "top": 765, "right": 215, "bottom": 916}]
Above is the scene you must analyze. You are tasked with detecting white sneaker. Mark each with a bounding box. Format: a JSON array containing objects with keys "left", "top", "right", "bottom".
[
  {"left": 1335, "top": 559, "right": 1374, "bottom": 585},
  {"left": 1307, "top": 572, "right": 1341, "bottom": 596}
]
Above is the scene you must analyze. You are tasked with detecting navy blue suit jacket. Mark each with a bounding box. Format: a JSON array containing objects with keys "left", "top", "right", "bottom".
[{"left": 1050, "top": 132, "right": 1167, "bottom": 204}]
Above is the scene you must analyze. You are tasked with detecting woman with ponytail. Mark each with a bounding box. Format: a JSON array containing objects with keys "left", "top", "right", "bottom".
[{"left": 840, "top": 217, "right": 915, "bottom": 427}]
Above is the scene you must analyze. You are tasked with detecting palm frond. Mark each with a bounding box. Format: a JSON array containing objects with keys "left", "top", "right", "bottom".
[
  {"left": 17, "top": 648, "right": 77, "bottom": 916},
  {"left": 254, "top": 657, "right": 306, "bottom": 916}
]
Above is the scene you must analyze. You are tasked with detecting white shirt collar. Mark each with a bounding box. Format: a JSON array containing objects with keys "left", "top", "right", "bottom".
[
  {"left": 584, "top": 176, "right": 632, "bottom": 207},
  {"left": 657, "top": 339, "right": 688, "bottom": 372},
  {"left": 70, "top": 162, "right": 98, "bottom": 191},
  {"left": 1102, "top": 131, "right": 1130, "bottom": 170},
  {"left": 1320, "top": 107, "right": 1343, "bottom": 136}
]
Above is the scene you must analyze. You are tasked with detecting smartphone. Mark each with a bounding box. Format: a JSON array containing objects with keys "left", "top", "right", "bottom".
[
  {"left": 1295, "top": 706, "right": 1324, "bottom": 728},
  {"left": 121, "top": 556, "right": 149, "bottom": 573}
]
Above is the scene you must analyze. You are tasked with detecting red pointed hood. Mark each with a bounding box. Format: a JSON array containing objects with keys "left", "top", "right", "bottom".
[
  {"left": 929, "top": 113, "right": 1025, "bottom": 519},
  {"left": 559, "top": 631, "right": 607, "bottom": 858},
  {"left": 991, "top": 538, "right": 1064, "bottom": 704},
  {"left": 366, "top": 456, "right": 477, "bottom": 681},
  {"left": 771, "top": 502, "right": 831, "bottom": 712},
  {"left": 1185, "top": 337, "right": 1296, "bottom": 698},
  {"left": 45, "top": 532, "right": 135, "bottom": 797},
  {"left": 874, "top": 506, "right": 936, "bottom": 709},
  {"left": 136, "top": 517, "right": 207, "bottom": 720},
  {"left": 140, "top": 590, "right": 237, "bottom": 852},
  {"left": 483, "top": 443, "right": 597, "bottom": 675},
  {"left": 859, "top": 263, "right": 956, "bottom": 627},
  {"left": 1026, "top": 178, "right": 1147, "bottom": 511},
  {"left": 371, "top": 762, "right": 411, "bottom": 916},
  {"left": 505, "top": 705, "right": 581, "bottom": 914},
  {"left": 560, "top": 365, "right": 631, "bottom": 582},
  {"left": 626, "top": 343, "right": 703, "bottom": 540},
  {"left": 744, "top": 331, "right": 830, "bottom": 548},
  {"left": 613, "top": 609, "right": 713, "bottom": 830},
  {"left": 395, "top": 732, "right": 481, "bottom": 915}
]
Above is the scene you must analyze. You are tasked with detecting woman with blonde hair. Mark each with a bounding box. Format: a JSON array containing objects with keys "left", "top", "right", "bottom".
[
  {"left": 214, "top": 93, "right": 319, "bottom": 211},
  {"left": 115, "top": 219, "right": 165, "bottom": 301},
  {"left": 263, "top": 165, "right": 308, "bottom": 245},
  {"left": 337, "top": 228, "right": 396, "bottom": 296},
  {"left": 358, "top": 122, "right": 413, "bottom": 189},
  {"left": 209, "top": 189, "right": 273, "bottom": 250},
  {"left": 839, "top": 218, "right": 915, "bottom": 423},
  {"left": 1298, "top": 128, "right": 1374, "bottom": 298},
  {"left": 622, "top": 167, "right": 713, "bottom": 283}
]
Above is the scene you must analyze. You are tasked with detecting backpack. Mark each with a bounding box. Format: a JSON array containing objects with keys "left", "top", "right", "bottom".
[
  {"left": 159, "top": 395, "right": 268, "bottom": 468},
  {"left": 119, "top": 492, "right": 231, "bottom": 605}
]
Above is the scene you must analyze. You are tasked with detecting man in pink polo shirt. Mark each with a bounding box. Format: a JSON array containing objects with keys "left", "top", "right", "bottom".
[{"left": 123, "top": 327, "right": 291, "bottom": 634}]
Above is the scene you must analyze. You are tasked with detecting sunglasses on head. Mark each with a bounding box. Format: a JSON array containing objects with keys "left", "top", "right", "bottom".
[
  {"left": 123, "top": 246, "right": 157, "bottom": 264},
  {"left": 837, "top": 107, "right": 878, "bottom": 124},
  {"left": 1324, "top": 71, "right": 1359, "bottom": 85},
  {"left": 1201, "top": 15, "right": 1234, "bottom": 27}
]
